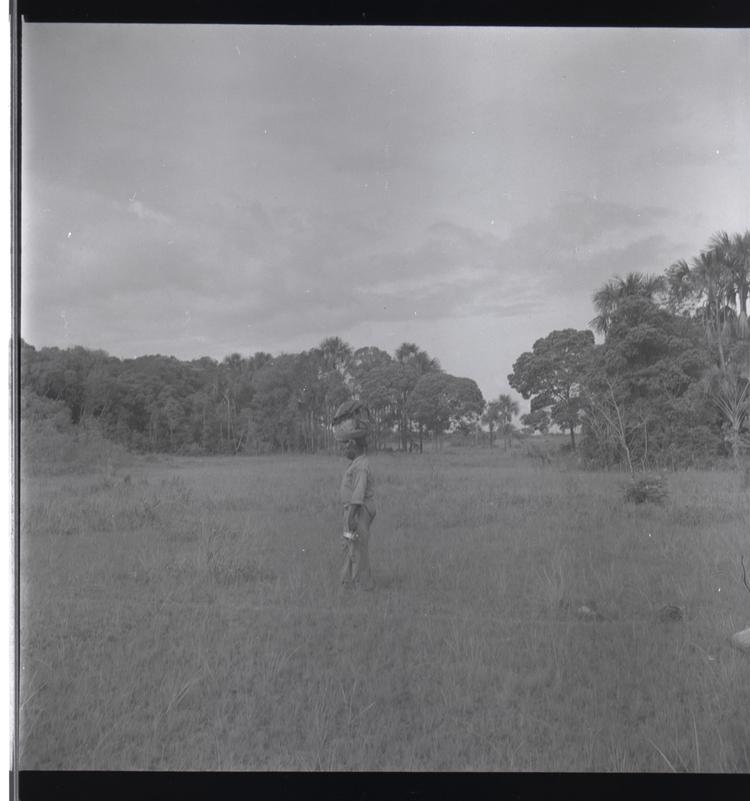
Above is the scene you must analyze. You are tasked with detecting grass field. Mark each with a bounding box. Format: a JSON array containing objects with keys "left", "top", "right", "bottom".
[{"left": 18, "top": 446, "right": 750, "bottom": 771}]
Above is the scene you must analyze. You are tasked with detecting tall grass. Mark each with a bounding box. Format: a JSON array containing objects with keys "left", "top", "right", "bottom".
[{"left": 18, "top": 448, "right": 750, "bottom": 770}]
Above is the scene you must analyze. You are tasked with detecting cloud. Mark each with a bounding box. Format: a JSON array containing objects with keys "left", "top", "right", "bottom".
[
  {"left": 207, "top": 194, "right": 676, "bottom": 344},
  {"left": 517, "top": 194, "right": 672, "bottom": 245},
  {"left": 23, "top": 169, "right": 688, "bottom": 360},
  {"left": 631, "top": 137, "right": 745, "bottom": 174},
  {"left": 329, "top": 139, "right": 410, "bottom": 176},
  {"left": 21, "top": 25, "right": 748, "bottom": 376},
  {"left": 128, "top": 198, "right": 172, "bottom": 225}
]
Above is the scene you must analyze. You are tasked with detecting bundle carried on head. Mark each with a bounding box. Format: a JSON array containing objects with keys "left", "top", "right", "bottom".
[{"left": 332, "top": 399, "right": 371, "bottom": 443}]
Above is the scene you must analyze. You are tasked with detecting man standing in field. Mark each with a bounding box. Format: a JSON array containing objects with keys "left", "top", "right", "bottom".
[{"left": 340, "top": 438, "right": 376, "bottom": 591}]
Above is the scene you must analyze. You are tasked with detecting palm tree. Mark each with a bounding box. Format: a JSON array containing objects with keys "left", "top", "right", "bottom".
[
  {"left": 483, "top": 394, "right": 519, "bottom": 449},
  {"left": 482, "top": 401, "right": 501, "bottom": 448},
  {"left": 394, "top": 342, "right": 441, "bottom": 373},
  {"left": 666, "top": 258, "right": 694, "bottom": 313},
  {"left": 590, "top": 272, "right": 666, "bottom": 335},
  {"left": 496, "top": 393, "right": 520, "bottom": 450},
  {"left": 702, "top": 360, "right": 750, "bottom": 470},
  {"left": 590, "top": 278, "right": 621, "bottom": 336},
  {"left": 689, "top": 249, "right": 735, "bottom": 371},
  {"left": 710, "top": 230, "right": 750, "bottom": 338}
]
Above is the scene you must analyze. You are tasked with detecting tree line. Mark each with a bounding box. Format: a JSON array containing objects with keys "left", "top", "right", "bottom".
[
  {"left": 508, "top": 230, "right": 750, "bottom": 470},
  {"left": 20, "top": 338, "right": 488, "bottom": 455},
  {"left": 20, "top": 229, "right": 749, "bottom": 469}
]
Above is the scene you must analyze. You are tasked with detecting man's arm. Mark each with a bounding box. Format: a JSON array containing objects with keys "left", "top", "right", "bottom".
[
  {"left": 347, "top": 503, "right": 362, "bottom": 532},
  {"left": 347, "top": 465, "right": 368, "bottom": 531}
]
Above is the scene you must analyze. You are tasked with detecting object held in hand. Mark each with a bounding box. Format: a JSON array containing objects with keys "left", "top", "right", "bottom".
[
  {"left": 332, "top": 400, "right": 371, "bottom": 443},
  {"left": 343, "top": 530, "right": 358, "bottom": 541}
]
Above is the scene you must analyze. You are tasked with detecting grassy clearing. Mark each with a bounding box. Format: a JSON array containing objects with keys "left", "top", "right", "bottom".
[{"left": 18, "top": 448, "right": 750, "bottom": 770}]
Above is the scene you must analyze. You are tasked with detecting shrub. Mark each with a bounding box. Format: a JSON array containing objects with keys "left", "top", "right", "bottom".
[
  {"left": 624, "top": 474, "right": 668, "bottom": 505},
  {"left": 21, "top": 389, "right": 133, "bottom": 475}
]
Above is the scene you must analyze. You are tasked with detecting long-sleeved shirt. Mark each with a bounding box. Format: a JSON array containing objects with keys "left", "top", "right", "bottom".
[{"left": 339, "top": 454, "right": 375, "bottom": 514}]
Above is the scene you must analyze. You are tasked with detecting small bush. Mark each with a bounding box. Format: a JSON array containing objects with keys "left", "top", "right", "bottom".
[
  {"left": 624, "top": 474, "right": 668, "bottom": 504},
  {"left": 21, "top": 390, "right": 134, "bottom": 476}
]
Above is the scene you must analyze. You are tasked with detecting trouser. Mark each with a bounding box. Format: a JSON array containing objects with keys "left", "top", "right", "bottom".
[{"left": 340, "top": 505, "right": 375, "bottom": 590}]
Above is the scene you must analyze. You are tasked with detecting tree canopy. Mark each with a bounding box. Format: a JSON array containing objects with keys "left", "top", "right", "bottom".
[
  {"left": 508, "top": 328, "right": 595, "bottom": 449},
  {"left": 21, "top": 337, "right": 465, "bottom": 455},
  {"left": 407, "top": 373, "right": 484, "bottom": 448}
]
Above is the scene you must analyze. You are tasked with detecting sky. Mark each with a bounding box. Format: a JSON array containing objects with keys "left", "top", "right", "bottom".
[{"left": 21, "top": 24, "right": 750, "bottom": 402}]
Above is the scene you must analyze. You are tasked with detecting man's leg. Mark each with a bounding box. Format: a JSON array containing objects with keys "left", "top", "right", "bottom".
[
  {"left": 351, "top": 509, "right": 375, "bottom": 590},
  {"left": 340, "top": 508, "right": 354, "bottom": 588}
]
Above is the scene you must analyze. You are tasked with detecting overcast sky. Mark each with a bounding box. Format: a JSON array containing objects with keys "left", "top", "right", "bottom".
[{"left": 21, "top": 24, "right": 750, "bottom": 401}]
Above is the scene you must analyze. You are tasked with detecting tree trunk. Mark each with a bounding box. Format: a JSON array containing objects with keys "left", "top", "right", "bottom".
[
  {"left": 569, "top": 425, "right": 576, "bottom": 450},
  {"left": 729, "top": 420, "right": 742, "bottom": 470}
]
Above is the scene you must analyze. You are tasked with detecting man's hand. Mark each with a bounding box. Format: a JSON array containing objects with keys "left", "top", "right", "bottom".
[{"left": 347, "top": 503, "right": 362, "bottom": 533}]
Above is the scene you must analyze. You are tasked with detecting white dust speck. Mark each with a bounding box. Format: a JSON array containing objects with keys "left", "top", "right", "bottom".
[{"left": 67, "top": 232, "right": 72, "bottom": 238}]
